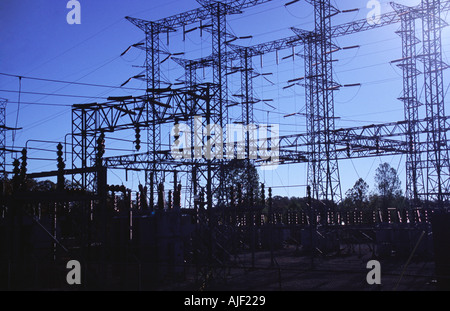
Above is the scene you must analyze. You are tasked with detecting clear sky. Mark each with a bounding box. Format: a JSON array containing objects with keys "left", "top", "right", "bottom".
[{"left": 1, "top": 0, "right": 449, "bottom": 203}]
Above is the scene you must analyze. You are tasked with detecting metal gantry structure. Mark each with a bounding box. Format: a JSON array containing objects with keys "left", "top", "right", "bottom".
[{"left": 69, "top": 0, "right": 450, "bottom": 210}]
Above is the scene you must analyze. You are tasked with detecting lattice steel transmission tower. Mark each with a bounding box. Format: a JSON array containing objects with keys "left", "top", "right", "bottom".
[
  {"left": 297, "top": 0, "right": 342, "bottom": 203},
  {"left": 0, "top": 98, "right": 6, "bottom": 180},
  {"left": 196, "top": 0, "right": 230, "bottom": 206},
  {"left": 391, "top": 3, "right": 425, "bottom": 205},
  {"left": 124, "top": 17, "right": 172, "bottom": 208},
  {"left": 419, "top": 0, "right": 450, "bottom": 205}
]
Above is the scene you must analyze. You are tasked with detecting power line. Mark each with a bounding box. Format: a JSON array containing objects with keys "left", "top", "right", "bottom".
[
  {"left": 270, "top": 184, "right": 308, "bottom": 189},
  {"left": 0, "top": 89, "right": 109, "bottom": 100},
  {"left": 4, "top": 101, "right": 72, "bottom": 107},
  {"left": 0, "top": 72, "right": 146, "bottom": 92}
]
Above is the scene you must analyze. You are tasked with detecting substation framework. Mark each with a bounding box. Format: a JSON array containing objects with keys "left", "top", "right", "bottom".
[
  {"left": 69, "top": 0, "right": 450, "bottom": 207},
  {"left": 2, "top": 0, "right": 450, "bottom": 290},
  {"left": 67, "top": 0, "right": 450, "bottom": 286}
]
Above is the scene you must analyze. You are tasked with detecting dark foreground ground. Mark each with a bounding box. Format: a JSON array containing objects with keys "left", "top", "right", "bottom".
[{"left": 159, "top": 245, "right": 438, "bottom": 291}]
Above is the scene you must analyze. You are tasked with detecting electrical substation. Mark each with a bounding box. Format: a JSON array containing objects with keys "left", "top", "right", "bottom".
[{"left": 1, "top": 0, "right": 450, "bottom": 291}]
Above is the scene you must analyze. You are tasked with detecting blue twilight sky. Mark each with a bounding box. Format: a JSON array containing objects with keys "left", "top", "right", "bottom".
[{"left": 0, "top": 0, "right": 449, "bottom": 202}]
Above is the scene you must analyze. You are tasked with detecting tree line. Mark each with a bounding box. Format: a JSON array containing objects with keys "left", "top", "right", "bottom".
[{"left": 269, "top": 162, "right": 410, "bottom": 213}]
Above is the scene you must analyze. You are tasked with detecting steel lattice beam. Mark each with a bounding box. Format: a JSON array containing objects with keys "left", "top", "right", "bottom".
[
  {"left": 176, "top": 0, "right": 450, "bottom": 67},
  {"left": 280, "top": 116, "right": 450, "bottom": 157},
  {"left": 151, "top": 0, "right": 274, "bottom": 29},
  {"left": 103, "top": 117, "right": 450, "bottom": 170}
]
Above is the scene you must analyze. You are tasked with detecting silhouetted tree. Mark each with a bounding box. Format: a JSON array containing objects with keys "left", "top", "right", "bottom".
[
  {"left": 223, "top": 159, "right": 259, "bottom": 206},
  {"left": 370, "top": 163, "right": 406, "bottom": 219},
  {"left": 374, "top": 162, "right": 402, "bottom": 199},
  {"left": 345, "top": 178, "right": 369, "bottom": 209}
]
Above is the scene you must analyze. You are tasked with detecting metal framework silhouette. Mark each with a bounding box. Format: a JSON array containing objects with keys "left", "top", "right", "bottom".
[{"left": 69, "top": 0, "right": 450, "bottom": 209}]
